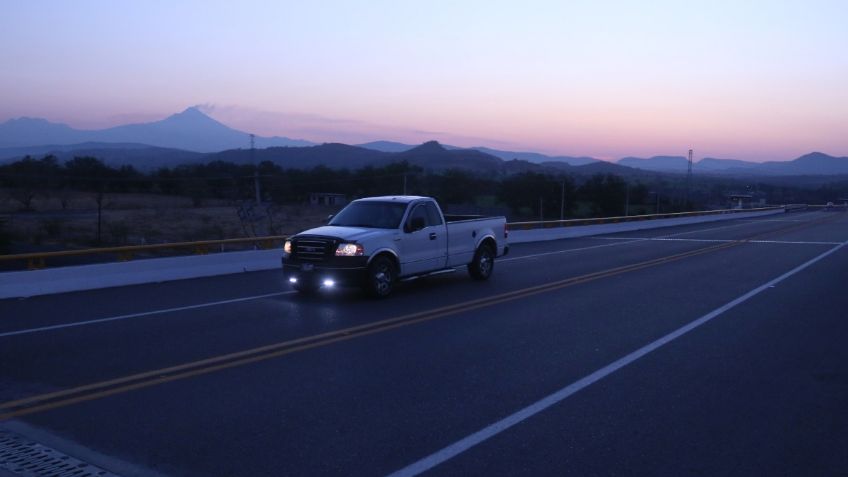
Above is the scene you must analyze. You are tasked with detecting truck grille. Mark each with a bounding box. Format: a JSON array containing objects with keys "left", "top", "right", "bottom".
[{"left": 294, "top": 238, "right": 332, "bottom": 261}]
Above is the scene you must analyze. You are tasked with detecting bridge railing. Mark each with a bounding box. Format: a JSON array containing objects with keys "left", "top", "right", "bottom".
[
  {"left": 0, "top": 205, "right": 798, "bottom": 271},
  {"left": 508, "top": 206, "right": 784, "bottom": 231}
]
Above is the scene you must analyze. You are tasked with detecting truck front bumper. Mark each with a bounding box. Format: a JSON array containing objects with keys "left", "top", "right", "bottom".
[{"left": 282, "top": 256, "right": 369, "bottom": 289}]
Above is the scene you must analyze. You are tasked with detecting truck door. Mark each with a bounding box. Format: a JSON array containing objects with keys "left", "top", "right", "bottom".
[{"left": 399, "top": 202, "right": 447, "bottom": 276}]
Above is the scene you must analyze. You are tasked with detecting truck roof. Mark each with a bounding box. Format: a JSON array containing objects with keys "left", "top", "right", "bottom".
[{"left": 353, "top": 195, "right": 429, "bottom": 204}]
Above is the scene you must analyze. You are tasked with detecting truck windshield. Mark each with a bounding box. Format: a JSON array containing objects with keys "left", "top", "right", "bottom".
[{"left": 329, "top": 201, "right": 408, "bottom": 229}]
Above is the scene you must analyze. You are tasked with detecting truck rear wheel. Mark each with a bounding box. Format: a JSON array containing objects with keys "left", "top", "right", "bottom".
[
  {"left": 364, "top": 256, "right": 396, "bottom": 298},
  {"left": 468, "top": 244, "right": 495, "bottom": 280}
]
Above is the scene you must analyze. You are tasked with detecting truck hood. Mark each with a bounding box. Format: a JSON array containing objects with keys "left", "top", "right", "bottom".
[{"left": 294, "top": 225, "right": 393, "bottom": 242}]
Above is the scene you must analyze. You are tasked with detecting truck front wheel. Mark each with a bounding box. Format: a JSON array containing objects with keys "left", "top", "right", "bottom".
[
  {"left": 364, "top": 256, "right": 396, "bottom": 298},
  {"left": 468, "top": 244, "right": 495, "bottom": 280}
]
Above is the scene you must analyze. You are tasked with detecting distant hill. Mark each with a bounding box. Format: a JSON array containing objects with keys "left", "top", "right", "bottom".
[
  {"left": 470, "top": 147, "right": 598, "bottom": 166},
  {"left": 696, "top": 158, "right": 758, "bottom": 172},
  {"left": 0, "top": 142, "right": 205, "bottom": 168},
  {"left": 0, "top": 107, "right": 314, "bottom": 153},
  {"left": 358, "top": 141, "right": 599, "bottom": 166},
  {"left": 618, "top": 155, "right": 689, "bottom": 172},
  {"left": 756, "top": 152, "right": 848, "bottom": 175},
  {"left": 574, "top": 161, "right": 644, "bottom": 176},
  {"left": 615, "top": 152, "right": 848, "bottom": 176},
  {"left": 387, "top": 141, "right": 505, "bottom": 172},
  {"left": 356, "top": 141, "right": 416, "bottom": 153},
  {"left": 209, "top": 142, "right": 388, "bottom": 169}
]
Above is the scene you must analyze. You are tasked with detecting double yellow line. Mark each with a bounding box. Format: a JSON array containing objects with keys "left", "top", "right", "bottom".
[{"left": 1, "top": 213, "right": 840, "bottom": 421}]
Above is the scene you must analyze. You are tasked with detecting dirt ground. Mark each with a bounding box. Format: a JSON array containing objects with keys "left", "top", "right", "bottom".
[{"left": 0, "top": 189, "right": 338, "bottom": 252}]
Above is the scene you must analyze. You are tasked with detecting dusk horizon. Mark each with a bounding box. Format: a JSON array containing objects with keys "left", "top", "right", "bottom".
[{"left": 3, "top": 1, "right": 847, "bottom": 163}]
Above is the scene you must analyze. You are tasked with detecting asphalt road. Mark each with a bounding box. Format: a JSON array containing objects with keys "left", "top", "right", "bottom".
[{"left": 1, "top": 210, "right": 846, "bottom": 476}]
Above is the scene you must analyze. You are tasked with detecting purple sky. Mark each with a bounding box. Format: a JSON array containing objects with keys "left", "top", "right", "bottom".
[{"left": 1, "top": 1, "right": 846, "bottom": 161}]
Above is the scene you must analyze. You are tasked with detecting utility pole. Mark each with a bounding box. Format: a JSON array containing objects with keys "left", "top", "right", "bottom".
[
  {"left": 403, "top": 174, "right": 407, "bottom": 195},
  {"left": 686, "top": 148, "right": 693, "bottom": 209},
  {"left": 251, "top": 133, "right": 261, "bottom": 205},
  {"left": 560, "top": 180, "right": 565, "bottom": 221},
  {"left": 539, "top": 197, "right": 544, "bottom": 223},
  {"left": 625, "top": 182, "right": 630, "bottom": 216}
]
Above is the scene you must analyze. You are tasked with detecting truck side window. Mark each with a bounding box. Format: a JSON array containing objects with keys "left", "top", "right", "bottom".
[
  {"left": 407, "top": 205, "right": 428, "bottom": 232},
  {"left": 425, "top": 202, "right": 443, "bottom": 226}
]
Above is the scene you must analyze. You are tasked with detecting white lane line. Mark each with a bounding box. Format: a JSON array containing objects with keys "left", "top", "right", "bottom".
[
  {"left": 502, "top": 214, "right": 816, "bottom": 263},
  {"left": 388, "top": 239, "right": 848, "bottom": 477},
  {"left": 499, "top": 239, "right": 648, "bottom": 263},
  {"left": 662, "top": 219, "right": 779, "bottom": 237},
  {"left": 594, "top": 237, "right": 841, "bottom": 246},
  {"left": 0, "top": 291, "right": 294, "bottom": 339}
]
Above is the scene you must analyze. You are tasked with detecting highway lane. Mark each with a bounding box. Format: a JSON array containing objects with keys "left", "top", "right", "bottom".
[{"left": 1, "top": 210, "right": 846, "bottom": 476}]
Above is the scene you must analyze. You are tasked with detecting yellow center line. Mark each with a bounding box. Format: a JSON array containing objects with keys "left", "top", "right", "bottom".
[{"left": 0, "top": 213, "right": 839, "bottom": 421}]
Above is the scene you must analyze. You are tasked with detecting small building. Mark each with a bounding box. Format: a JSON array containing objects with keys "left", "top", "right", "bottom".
[
  {"left": 309, "top": 192, "right": 348, "bottom": 207},
  {"left": 726, "top": 193, "right": 754, "bottom": 209}
]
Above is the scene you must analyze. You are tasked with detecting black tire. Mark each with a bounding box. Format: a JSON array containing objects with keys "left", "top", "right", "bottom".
[
  {"left": 468, "top": 244, "right": 495, "bottom": 280},
  {"left": 364, "top": 256, "right": 396, "bottom": 298}
]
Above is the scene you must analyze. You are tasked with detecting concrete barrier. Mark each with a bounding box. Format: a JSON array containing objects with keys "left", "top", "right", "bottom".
[
  {"left": 0, "top": 249, "right": 283, "bottom": 299},
  {"left": 509, "top": 209, "right": 784, "bottom": 244},
  {"left": 0, "top": 208, "right": 784, "bottom": 299}
]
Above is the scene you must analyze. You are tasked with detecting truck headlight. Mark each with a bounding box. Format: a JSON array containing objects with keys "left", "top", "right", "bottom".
[
  {"left": 283, "top": 240, "right": 292, "bottom": 254},
  {"left": 335, "top": 243, "right": 364, "bottom": 256}
]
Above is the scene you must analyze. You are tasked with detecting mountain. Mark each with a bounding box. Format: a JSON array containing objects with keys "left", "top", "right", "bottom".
[
  {"left": 389, "top": 141, "right": 505, "bottom": 172},
  {"left": 574, "top": 161, "right": 644, "bottom": 176},
  {"left": 0, "top": 107, "right": 314, "bottom": 152},
  {"left": 756, "top": 152, "right": 848, "bottom": 175},
  {"left": 470, "top": 147, "right": 598, "bottom": 166},
  {"left": 617, "top": 155, "right": 689, "bottom": 172},
  {"left": 0, "top": 142, "right": 205, "bottom": 168},
  {"left": 356, "top": 141, "right": 417, "bottom": 153},
  {"left": 209, "top": 142, "right": 388, "bottom": 169},
  {"left": 696, "top": 158, "right": 758, "bottom": 171},
  {"left": 206, "top": 140, "right": 521, "bottom": 174},
  {"left": 358, "top": 141, "right": 599, "bottom": 166},
  {"left": 0, "top": 118, "right": 87, "bottom": 147}
]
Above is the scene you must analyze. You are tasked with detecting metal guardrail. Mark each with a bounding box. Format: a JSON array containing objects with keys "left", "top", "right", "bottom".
[
  {"left": 508, "top": 206, "right": 784, "bottom": 231},
  {"left": 0, "top": 205, "right": 805, "bottom": 271}
]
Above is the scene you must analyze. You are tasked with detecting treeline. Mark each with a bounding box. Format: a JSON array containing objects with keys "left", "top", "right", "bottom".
[{"left": 1, "top": 155, "right": 844, "bottom": 219}]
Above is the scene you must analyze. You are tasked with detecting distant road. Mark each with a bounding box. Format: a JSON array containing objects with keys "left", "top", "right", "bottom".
[{"left": 1, "top": 210, "right": 846, "bottom": 476}]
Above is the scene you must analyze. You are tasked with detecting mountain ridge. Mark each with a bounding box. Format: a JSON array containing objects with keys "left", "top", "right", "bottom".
[{"left": 0, "top": 107, "right": 313, "bottom": 152}]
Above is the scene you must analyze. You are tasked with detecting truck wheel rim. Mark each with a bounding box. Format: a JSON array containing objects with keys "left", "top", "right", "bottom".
[
  {"left": 374, "top": 267, "right": 391, "bottom": 294},
  {"left": 479, "top": 252, "right": 492, "bottom": 275}
]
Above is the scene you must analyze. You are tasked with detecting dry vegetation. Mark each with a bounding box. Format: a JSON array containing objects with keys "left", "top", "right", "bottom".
[{"left": 0, "top": 188, "right": 337, "bottom": 253}]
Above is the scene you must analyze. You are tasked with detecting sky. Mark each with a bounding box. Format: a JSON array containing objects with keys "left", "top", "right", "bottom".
[{"left": 1, "top": 0, "right": 846, "bottom": 161}]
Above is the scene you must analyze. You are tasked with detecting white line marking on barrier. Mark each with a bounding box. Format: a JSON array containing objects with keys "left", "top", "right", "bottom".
[
  {"left": 388, "top": 239, "right": 848, "bottom": 477},
  {"left": 0, "top": 291, "right": 294, "bottom": 339}
]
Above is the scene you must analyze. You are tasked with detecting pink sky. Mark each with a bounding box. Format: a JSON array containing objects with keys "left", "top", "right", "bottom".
[{"left": 1, "top": 1, "right": 846, "bottom": 162}]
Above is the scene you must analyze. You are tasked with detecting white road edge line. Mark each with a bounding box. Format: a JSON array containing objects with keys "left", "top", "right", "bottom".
[
  {"left": 387, "top": 238, "right": 848, "bottom": 477},
  {"left": 0, "top": 291, "right": 294, "bottom": 339}
]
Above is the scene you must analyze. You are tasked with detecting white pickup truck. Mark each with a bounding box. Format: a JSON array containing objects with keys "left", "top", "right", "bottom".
[{"left": 282, "top": 196, "right": 509, "bottom": 297}]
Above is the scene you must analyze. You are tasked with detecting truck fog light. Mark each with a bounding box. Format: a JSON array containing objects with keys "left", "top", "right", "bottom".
[
  {"left": 322, "top": 279, "right": 335, "bottom": 287},
  {"left": 289, "top": 277, "right": 298, "bottom": 284}
]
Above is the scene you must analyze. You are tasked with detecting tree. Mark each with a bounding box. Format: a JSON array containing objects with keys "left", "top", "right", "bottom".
[
  {"left": 498, "top": 172, "right": 575, "bottom": 219},
  {"left": 578, "top": 174, "right": 628, "bottom": 216}
]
